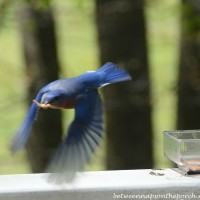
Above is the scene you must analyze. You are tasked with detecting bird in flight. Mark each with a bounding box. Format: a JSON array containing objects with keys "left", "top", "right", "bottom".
[{"left": 10, "top": 62, "right": 132, "bottom": 183}]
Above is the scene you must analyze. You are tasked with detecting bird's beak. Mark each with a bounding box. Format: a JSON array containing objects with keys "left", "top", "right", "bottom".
[
  {"left": 33, "top": 100, "right": 62, "bottom": 110},
  {"left": 33, "top": 100, "right": 51, "bottom": 109}
]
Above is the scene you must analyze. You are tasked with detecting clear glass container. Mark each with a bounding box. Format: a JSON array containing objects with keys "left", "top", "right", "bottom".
[{"left": 163, "top": 130, "right": 200, "bottom": 174}]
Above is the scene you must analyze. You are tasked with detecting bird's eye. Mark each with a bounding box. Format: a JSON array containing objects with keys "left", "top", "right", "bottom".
[
  {"left": 48, "top": 96, "right": 60, "bottom": 104},
  {"left": 53, "top": 96, "right": 60, "bottom": 102}
]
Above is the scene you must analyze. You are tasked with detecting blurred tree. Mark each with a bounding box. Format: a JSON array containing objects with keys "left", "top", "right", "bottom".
[
  {"left": 0, "top": 0, "right": 11, "bottom": 28},
  {"left": 95, "top": 0, "right": 153, "bottom": 169},
  {"left": 177, "top": 0, "right": 200, "bottom": 130},
  {"left": 18, "top": 0, "right": 63, "bottom": 172}
]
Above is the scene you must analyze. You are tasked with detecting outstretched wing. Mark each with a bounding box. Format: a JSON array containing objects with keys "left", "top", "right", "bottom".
[
  {"left": 10, "top": 90, "right": 47, "bottom": 153},
  {"left": 47, "top": 89, "right": 103, "bottom": 183}
]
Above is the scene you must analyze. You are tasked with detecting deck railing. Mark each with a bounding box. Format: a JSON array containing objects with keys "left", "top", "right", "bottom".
[{"left": 0, "top": 169, "right": 200, "bottom": 200}]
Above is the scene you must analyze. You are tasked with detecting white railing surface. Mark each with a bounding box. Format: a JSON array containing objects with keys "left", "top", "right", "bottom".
[{"left": 0, "top": 169, "right": 200, "bottom": 200}]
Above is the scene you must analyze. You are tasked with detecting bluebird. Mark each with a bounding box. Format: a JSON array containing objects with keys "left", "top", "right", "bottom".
[{"left": 11, "top": 62, "right": 132, "bottom": 183}]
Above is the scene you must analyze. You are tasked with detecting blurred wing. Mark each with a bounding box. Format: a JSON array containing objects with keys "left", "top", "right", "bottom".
[
  {"left": 47, "top": 89, "right": 103, "bottom": 183},
  {"left": 10, "top": 91, "right": 44, "bottom": 153}
]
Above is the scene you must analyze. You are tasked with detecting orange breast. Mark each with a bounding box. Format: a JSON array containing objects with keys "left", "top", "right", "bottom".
[{"left": 62, "top": 101, "right": 75, "bottom": 109}]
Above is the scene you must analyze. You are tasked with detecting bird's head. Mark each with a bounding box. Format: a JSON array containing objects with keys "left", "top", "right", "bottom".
[{"left": 33, "top": 89, "right": 66, "bottom": 109}]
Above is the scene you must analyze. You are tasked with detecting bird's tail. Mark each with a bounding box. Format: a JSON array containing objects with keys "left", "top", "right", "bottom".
[{"left": 97, "top": 62, "right": 132, "bottom": 87}]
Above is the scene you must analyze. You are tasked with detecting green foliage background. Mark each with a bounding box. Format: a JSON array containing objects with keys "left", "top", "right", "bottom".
[{"left": 0, "top": 0, "right": 180, "bottom": 174}]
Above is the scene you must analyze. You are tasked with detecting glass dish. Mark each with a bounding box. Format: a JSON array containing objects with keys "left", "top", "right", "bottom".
[{"left": 163, "top": 130, "right": 200, "bottom": 174}]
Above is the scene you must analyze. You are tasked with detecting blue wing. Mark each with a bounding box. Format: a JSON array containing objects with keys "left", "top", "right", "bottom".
[
  {"left": 10, "top": 90, "right": 46, "bottom": 153},
  {"left": 47, "top": 89, "right": 103, "bottom": 183}
]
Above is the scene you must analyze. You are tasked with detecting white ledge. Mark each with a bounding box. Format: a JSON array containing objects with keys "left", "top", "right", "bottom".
[{"left": 1, "top": 169, "right": 200, "bottom": 199}]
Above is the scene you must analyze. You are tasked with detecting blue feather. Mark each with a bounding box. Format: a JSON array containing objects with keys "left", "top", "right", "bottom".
[
  {"left": 97, "top": 62, "right": 132, "bottom": 86},
  {"left": 72, "top": 62, "right": 132, "bottom": 89},
  {"left": 46, "top": 90, "right": 103, "bottom": 183},
  {"left": 10, "top": 92, "right": 44, "bottom": 153}
]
